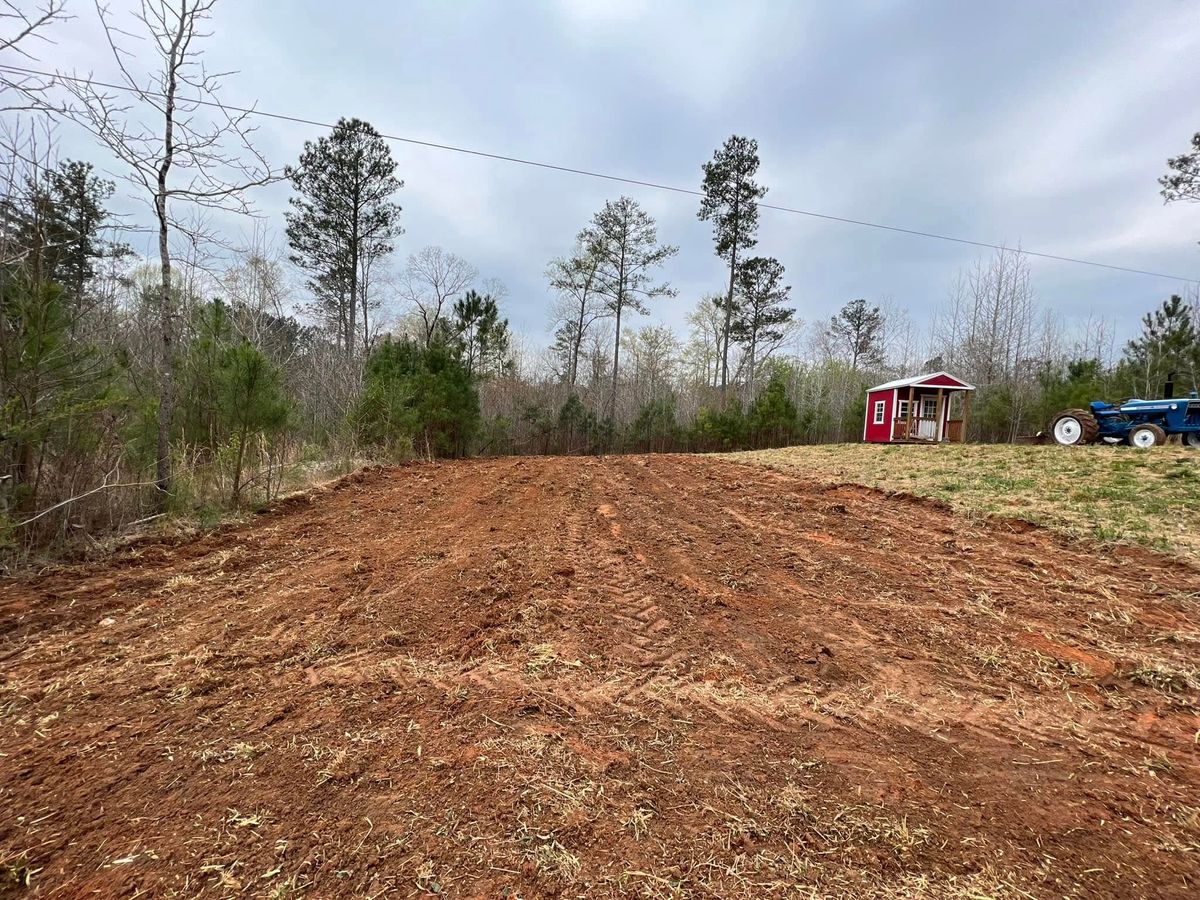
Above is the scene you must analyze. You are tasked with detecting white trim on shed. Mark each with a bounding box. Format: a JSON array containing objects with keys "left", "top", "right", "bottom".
[{"left": 865, "top": 371, "right": 976, "bottom": 393}]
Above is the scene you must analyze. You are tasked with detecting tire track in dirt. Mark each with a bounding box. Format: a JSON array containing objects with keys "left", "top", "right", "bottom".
[
  {"left": 603, "top": 455, "right": 1200, "bottom": 768},
  {"left": 2, "top": 455, "right": 1199, "bottom": 899},
  {"left": 583, "top": 458, "right": 885, "bottom": 737},
  {"left": 569, "top": 463, "right": 694, "bottom": 719}
]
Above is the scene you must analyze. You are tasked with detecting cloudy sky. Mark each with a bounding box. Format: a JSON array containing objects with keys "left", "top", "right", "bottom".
[{"left": 28, "top": 0, "right": 1200, "bottom": 351}]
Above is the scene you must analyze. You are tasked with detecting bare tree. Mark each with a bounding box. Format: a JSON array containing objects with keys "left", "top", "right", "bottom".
[
  {"left": 681, "top": 294, "right": 726, "bottom": 389},
  {"left": 963, "top": 247, "right": 1035, "bottom": 390},
  {"left": 622, "top": 324, "right": 679, "bottom": 416},
  {"left": 63, "top": 0, "right": 278, "bottom": 506},
  {"left": 546, "top": 236, "right": 607, "bottom": 390},
  {"left": 1, "top": 0, "right": 66, "bottom": 52},
  {"left": 355, "top": 246, "right": 394, "bottom": 354},
  {"left": 927, "top": 248, "right": 1037, "bottom": 440},
  {"left": 930, "top": 271, "right": 970, "bottom": 373},
  {"left": 0, "top": 0, "right": 70, "bottom": 108},
  {"left": 223, "top": 226, "right": 289, "bottom": 350},
  {"left": 879, "top": 299, "right": 919, "bottom": 376},
  {"left": 1074, "top": 313, "right": 1116, "bottom": 366},
  {"left": 399, "top": 246, "right": 477, "bottom": 347}
]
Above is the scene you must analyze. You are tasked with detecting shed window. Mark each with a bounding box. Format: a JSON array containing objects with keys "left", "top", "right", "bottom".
[
  {"left": 896, "top": 399, "right": 910, "bottom": 420},
  {"left": 873, "top": 400, "right": 885, "bottom": 424}
]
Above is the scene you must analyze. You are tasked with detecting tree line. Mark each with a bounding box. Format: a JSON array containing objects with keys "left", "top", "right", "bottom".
[{"left": 2, "top": 0, "right": 1198, "bottom": 554}]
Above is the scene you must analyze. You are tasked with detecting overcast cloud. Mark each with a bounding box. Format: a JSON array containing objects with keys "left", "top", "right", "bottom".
[{"left": 29, "top": 0, "right": 1200, "bottom": 351}]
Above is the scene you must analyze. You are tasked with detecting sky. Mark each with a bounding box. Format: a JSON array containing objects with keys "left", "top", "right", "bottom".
[{"left": 18, "top": 0, "right": 1200, "bottom": 354}]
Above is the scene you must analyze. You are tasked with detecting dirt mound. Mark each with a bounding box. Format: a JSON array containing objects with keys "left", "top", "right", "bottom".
[{"left": 2, "top": 455, "right": 1199, "bottom": 898}]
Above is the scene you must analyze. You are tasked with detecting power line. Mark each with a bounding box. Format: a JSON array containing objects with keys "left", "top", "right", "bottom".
[{"left": 3, "top": 61, "right": 1197, "bottom": 284}]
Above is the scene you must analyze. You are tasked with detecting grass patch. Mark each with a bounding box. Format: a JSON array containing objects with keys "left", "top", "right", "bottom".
[
  {"left": 1127, "top": 659, "right": 1200, "bottom": 699},
  {"left": 1, "top": 852, "right": 36, "bottom": 889},
  {"left": 726, "top": 443, "right": 1200, "bottom": 560},
  {"left": 528, "top": 839, "right": 582, "bottom": 883}
]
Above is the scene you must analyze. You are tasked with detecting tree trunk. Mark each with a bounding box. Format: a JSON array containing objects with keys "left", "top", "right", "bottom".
[
  {"left": 358, "top": 258, "right": 370, "bottom": 355},
  {"left": 721, "top": 239, "right": 737, "bottom": 397},
  {"left": 720, "top": 176, "right": 742, "bottom": 400},
  {"left": 610, "top": 297, "right": 623, "bottom": 422},
  {"left": 747, "top": 332, "right": 757, "bottom": 401},
  {"left": 347, "top": 200, "right": 358, "bottom": 359},
  {"left": 570, "top": 316, "right": 584, "bottom": 389},
  {"left": 153, "top": 17, "right": 183, "bottom": 512},
  {"left": 608, "top": 236, "right": 629, "bottom": 425},
  {"left": 155, "top": 206, "right": 174, "bottom": 510},
  {"left": 14, "top": 408, "right": 35, "bottom": 516},
  {"left": 231, "top": 423, "right": 248, "bottom": 505},
  {"left": 70, "top": 224, "right": 86, "bottom": 338}
]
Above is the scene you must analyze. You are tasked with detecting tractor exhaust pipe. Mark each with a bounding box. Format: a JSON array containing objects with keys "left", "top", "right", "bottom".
[{"left": 1164, "top": 371, "right": 1176, "bottom": 400}]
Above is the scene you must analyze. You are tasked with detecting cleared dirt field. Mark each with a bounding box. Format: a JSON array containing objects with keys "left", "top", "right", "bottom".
[{"left": 2, "top": 455, "right": 1199, "bottom": 898}]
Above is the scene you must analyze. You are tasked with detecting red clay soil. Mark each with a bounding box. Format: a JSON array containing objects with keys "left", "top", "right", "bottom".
[{"left": 2, "top": 455, "right": 1199, "bottom": 899}]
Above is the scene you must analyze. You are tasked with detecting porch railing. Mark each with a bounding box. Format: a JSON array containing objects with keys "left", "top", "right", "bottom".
[
  {"left": 891, "top": 417, "right": 966, "bottom": 442},
  {"left": 892, "top": 417, "right": 940, "bottom": 441}
]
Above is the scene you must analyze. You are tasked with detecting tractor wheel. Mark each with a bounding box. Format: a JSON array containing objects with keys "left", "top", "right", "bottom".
[
  {"left": 1126, "top": 423, "right": 1167, "bottom": 449},
  {"left": 1050, "top": 409, "right": 1099, "bottom": 446},
  {"left": 1182, "top": 432, "right": 1200, "bottom": 449}
]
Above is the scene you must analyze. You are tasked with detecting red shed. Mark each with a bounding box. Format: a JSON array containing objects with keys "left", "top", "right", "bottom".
[{"left": 863, "top": 372, "right": 975, "bottom": 443}]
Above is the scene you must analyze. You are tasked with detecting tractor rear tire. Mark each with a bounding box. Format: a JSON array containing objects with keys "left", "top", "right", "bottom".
[
  {"left": 1127, "top": 423, "right": 1167, "bottom": 449},
  {"left": 1184, "top": 432, "right": 1200, "bottom": 449},
  {"left": 1050, "top": 409, "right": 1100, "bottom": 446}
]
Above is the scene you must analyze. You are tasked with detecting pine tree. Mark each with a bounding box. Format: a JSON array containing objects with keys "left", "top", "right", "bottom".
[
  {"left": 38, "top": 161, "right": 126, "bottom": 316},
  {"left": 353, "top": 338, "right": 479, "bottom": 459},
  {"left": 215, "top": 343, "right": 290, "bottom": 504},
  {"left": 629, "top": 396, "right": 679, "bottom": 452},
  {"left": 1119, "top": 295, "right": 1199, "bottom": 396},
  {"left": 698, "top": 135, "right": 767, "bottom": 396},
  {"left": 1160, "top": 131, "right": 1200, "bottom": 205},
  {"left": 731, "top": 256, "right": 793, "bottom": 393},
  {"left": 581, "top": 197, "right": 677, "bottom": 420},
  {"left": 286, "top": 118, "right": 403, "bottom": 357},
  {"left": 0, "top": 274, "right": 119, "bottom": 519},
  {"left": 556, "top": 393, "right": 598, "bottom": 453},
  {"left": 829, "top": 298, "right": 885, "bottom": 371},
  {"left": 451, "top": 290, "right": 511, "bottom": 378},
  {"left": 10, "top": 160, "right": 125, "bottom": 329},
  {"left": 178, "top": 299, "right": 236, "bottom": 449},
  {"left": 746, "top": 370, "right": 799, "bottom": 447}
]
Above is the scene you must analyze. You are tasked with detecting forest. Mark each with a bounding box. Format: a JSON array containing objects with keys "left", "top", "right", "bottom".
[{"left": 2, "top": 1, "right": 1199, "bottom": 553}]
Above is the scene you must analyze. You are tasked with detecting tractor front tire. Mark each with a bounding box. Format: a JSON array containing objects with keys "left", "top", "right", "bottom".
[
  {"left": 1050, "top": 409, "right": 1099, "bottom": 446},
  {"left": 1127, "top": 423, "right": 1167, "bottom": 449},
  {"left": 1184, "top": 432, "right": 1200, "bottom": 449}
]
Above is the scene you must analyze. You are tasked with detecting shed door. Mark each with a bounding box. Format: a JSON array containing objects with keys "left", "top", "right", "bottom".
[{"left": 918, "top": 397, "right": 938, "bottom": 439}]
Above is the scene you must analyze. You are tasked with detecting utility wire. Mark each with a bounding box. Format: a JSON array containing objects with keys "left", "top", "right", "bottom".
[{"left": 3, "top": 61, "right": 1197, "bottom": 284}]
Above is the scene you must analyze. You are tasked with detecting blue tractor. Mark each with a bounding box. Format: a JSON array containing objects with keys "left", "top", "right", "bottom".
[{"left": 1050, "top": 389, "right": 1200, "bottom": 449}]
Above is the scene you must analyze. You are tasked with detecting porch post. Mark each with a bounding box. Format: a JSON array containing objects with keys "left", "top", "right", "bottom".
[
  {"left": 961, "top": 391, "right": 972, "bottom": 443},
  {"left": 935, "top": 387, "right": 945, "bottom": 441},
  {"left": 905, "top": 385, "right": 915, "bottom": 441}
]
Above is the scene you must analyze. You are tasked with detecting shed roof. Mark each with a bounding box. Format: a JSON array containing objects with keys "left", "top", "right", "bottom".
[{"left": 866, "top": 371, "right": 975, "bottom": 392}]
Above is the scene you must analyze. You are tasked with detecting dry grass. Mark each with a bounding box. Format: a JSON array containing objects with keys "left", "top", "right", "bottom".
[{"left": 726, "top": 443, "right": 1200, "bottom": 560}]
